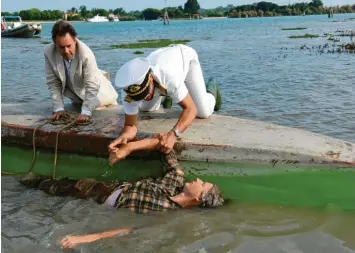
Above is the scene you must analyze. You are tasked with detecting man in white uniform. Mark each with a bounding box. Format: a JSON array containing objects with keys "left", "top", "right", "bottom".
[{"left": 109, "top": 44, "right": 221, "bottom": 158}]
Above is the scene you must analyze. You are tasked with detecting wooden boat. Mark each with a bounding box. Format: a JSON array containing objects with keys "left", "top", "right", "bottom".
[
  {"left": 1, "top": 100, "right": 355, "bottom": 208},
  {"left": 1, "top": 16, "right": 42, "bottom": 38}
]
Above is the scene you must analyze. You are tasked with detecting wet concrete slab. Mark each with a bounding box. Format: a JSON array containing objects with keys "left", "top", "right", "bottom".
[{"left": 1, "top": 102, "right": 355, "bottom": 167}]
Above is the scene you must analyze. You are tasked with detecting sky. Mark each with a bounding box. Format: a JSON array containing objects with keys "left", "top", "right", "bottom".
[{"left": 1, "top": 0, "right": 354, "bottom": 12}]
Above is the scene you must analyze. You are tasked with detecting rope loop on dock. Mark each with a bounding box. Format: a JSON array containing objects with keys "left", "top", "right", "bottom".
[{"left": 27, "top": 112, "right": 92, "bottom": 179}]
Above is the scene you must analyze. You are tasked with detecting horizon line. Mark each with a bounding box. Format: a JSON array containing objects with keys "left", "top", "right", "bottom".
[{"left": 2, "top": 2, "right": 354, "bottom": 13}]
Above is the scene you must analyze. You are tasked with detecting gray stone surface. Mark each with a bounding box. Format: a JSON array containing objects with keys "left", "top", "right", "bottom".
[{"left": 2, "top": 102, "right": 355, "bottom": 166}]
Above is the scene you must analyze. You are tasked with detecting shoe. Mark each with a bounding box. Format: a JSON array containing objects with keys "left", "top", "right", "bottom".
[
  {"left": 161, "top": 96, "right": 173, "bottom": 109},
  {"left": 20, "top": 173, "right": 50, "bottom": 188},
  {"left": 206, "top": 78, "right": 222, "bottom": 111}
]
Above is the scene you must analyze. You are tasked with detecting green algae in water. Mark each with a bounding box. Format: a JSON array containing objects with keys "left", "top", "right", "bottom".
[
  {"left": 3, "top": 145, "right": 355, "bottom": 212},
  {"left": 289, "top": 34, "right": 319, "bottom": 39},
  {"left": 1, "top": 146, "right": 162, "bottom": 182},
  {"left": 137, "top": 39, "right": 191, "bottom": 43},
  {"left": 281, "top": 27, "right": 307, "bottom": 30},
  {"left": 109, "top": 39, "right": 191, "bottom": 49},
  {"left": 193, "top": 172, "right": 355, "bottom": 212}
]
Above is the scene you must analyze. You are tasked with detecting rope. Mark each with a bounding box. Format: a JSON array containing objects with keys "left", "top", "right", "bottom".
[
  {"left": 27, "top": 112, "right": 92, "bottom": 179},
  {"left": 28, "top": 120, "right": 51, "bottom": 175},
  {"left": 52, "top": 120, "right": 76, "bottom": 179},
  {"left": 2, "top": 171, "right": 16, "bottom": 175}
]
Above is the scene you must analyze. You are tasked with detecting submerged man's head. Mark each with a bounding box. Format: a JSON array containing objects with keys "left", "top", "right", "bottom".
[{"left": 172, "top": 178, "right": 224, "bottom": 209}]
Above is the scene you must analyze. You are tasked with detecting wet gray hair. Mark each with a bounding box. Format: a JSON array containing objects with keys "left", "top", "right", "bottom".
[{"left": 200, "top": 185, "right": 224, "bottom": 208}]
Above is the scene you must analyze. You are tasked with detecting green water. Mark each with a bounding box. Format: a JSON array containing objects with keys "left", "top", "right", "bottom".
[
  {"left": 2, "top": 145, "right": 355, "bottom": 253},
  {"left": 2, "top": 146, "right": 355, "bottom": 211}
]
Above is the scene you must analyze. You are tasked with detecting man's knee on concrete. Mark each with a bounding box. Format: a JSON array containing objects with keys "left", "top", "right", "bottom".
[{"left": 196, "top": 108, "right": 213, "bottom": 119}]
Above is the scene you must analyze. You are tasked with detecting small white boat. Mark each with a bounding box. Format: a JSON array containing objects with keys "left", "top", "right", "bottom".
[{"left": 87, "top": 15, "right": 109, "bottom": 22}]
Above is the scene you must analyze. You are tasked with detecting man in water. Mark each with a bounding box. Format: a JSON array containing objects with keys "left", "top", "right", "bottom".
[
  {"left": 109, "top": 44, "right": 222, "bottom": 155},
  {"left": 20, "top": 136, "right": 224, "bottom": 248},
  {"left": 45, "top": 20, "right": 118, "bottom": 123}
]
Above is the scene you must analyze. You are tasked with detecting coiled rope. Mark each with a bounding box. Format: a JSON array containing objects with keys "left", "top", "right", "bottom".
[{"left": 26, "top": 112, "right": 92, "bottom": 179}]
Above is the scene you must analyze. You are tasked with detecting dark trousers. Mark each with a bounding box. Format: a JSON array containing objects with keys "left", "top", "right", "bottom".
[{"left": 20, "top": 177, "right": 121, "bottom": 204}]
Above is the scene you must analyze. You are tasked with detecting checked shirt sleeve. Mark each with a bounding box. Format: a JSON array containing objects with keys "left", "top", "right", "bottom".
[{"left": 160, "top": 150, "right": 184, "bottom": 176}]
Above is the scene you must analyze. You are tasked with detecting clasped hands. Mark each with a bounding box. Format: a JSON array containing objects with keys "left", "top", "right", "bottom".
[{"left": 108, "top": 131, "right": 177, "bottom": 166}]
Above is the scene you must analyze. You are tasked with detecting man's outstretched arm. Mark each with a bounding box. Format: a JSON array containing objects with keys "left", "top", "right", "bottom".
[
  {"left": 60, "top": 228, "right": 133, "bottom": 249},
  {"left": 109, "top": 137, "right": 160, "bottom": 165},
  {"left": 108, "top": 114, "right": 139, "bottom": 152},
  {"left": 109, "top": 137, "right": 183, "bottom": 178}
]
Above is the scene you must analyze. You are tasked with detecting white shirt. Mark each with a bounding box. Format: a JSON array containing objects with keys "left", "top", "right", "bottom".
[{"left": 122, "top": 45, "right": 190, "bottom": 115}]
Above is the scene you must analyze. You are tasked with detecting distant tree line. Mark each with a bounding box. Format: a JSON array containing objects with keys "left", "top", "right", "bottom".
[
  {"left": 0, "top": 0, "right": 201, "bottom": 21},
  {"left": 1, "top": 8, "right": 63, "bottom": 21},
  {"left": 1, "top": 0, "right": 355, "bottom": 21},
  {"left": 228, "top": 0, "right": 355, "bottom": 18}
]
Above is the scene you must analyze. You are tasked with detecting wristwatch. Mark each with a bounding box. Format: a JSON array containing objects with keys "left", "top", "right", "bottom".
[{"left": 171, "top": 127, "right": 182, "bottom": 137}]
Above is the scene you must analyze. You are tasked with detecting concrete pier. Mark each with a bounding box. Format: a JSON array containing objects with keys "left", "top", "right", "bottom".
[{"left": 1, "top": 102, "right": 355, "bottom": 167}]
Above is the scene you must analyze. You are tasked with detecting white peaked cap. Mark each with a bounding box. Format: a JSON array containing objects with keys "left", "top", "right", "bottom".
[{"left": 115, "top": 57, "right": 151, "bottom": 88}]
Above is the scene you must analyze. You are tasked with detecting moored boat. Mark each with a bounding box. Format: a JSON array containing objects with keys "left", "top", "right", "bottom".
[
  {"left": 87, "top": 15, "right": 109, "bottom": 22},
  {"left": 108, "top": 14, "right": 120, "bottom": 22},
  {"left": 1, "top": 16, "right": 42, "bottom": 38}
]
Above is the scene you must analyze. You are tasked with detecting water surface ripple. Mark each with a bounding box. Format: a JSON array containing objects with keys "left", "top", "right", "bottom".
[
  {"left": 2, "top": 14, "right": 355, "bottom": 253},
  {"left": 1, "top": 15, "right": 355, "bottom": 142}
]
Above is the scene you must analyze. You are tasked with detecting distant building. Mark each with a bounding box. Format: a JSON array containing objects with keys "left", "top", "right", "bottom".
[
  {"left": 108, "top": 13, "right": 120, "bottom": 22},
  {"left": 192, "top": 13, "right": 200, "bottom": 19},
  {"left": 63, "top": 11, "right": 79, "bottom": 20}
]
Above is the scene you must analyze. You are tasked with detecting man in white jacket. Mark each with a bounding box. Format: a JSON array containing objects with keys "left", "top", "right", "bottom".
[
  {"left": 109, "top": 44, "right": 222, "bottom": 158},
  {"left": 45, "top": 21, "right": 118, "bottom": 122}
]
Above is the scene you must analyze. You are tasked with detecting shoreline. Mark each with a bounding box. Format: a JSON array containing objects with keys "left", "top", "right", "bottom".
[
  {"left": 22, "top": 18, "right": 228, "bottom": 23},
  {"left": 22, "top": 13, "right": 355, "bottom": 24},
  {"left": 24, "top": 20, "right": 86, "bottom": 24}
]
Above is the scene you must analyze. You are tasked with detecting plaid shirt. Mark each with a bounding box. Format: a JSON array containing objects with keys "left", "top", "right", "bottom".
[{"left": 116, "top": 151, "right": 185, "bottom": 214}]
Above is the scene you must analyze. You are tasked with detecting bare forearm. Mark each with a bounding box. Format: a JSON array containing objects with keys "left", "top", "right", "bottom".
[
  {"left": 108, "top": 114, "right": 138, "bottom": 152},
  {"left": 95, "top": 228, "right": 133, "bottom": 240},
  {"left": 122, "top": 114, "right": 138, "bottom": 138},
  {"left": 174, "top": 106, "right": 197, "bottom": 133},
  {"left": 60, "top": 228, "right": 133, "bottom": 248},
  {"left": 127, "top": 137, "right": 160, "bottom": 152},
  {"left": 121, "top": 125, "right": 138, "bottom": 137}
]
